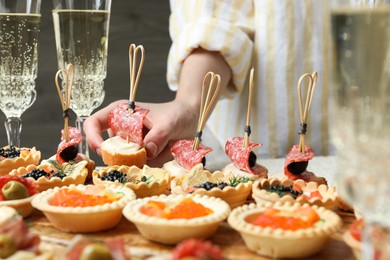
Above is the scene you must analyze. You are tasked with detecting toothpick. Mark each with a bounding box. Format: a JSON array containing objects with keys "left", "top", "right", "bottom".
[
  {"left": 128, "top": 44, "right": 145, "bottom": 113},
  {"left": 297, "top": 72, "right": 317, "bottom": 152},
  {"left": 192, "top": 72, "right": 221, "bottom": 150},
  {"left": 243, "top": 67, "right": 255, "bottom": 148},
  {"left": 55, "top": 64, "right": 74, "bottom": 142}
]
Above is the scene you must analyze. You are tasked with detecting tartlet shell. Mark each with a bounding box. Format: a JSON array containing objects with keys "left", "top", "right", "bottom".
[
  {"left": 252, "top": 178, "right": 338, "bottom": 209},
  {"left": 171, "top": 170, "right": 252, "bottom": 209},
  {"left": 227, "top": 201, "right": 342, "bottom": 258},
  {"left": 122, "top": 194, "right": 231, "bottom": 245},
  {"left": 10, "top": 161, "right": 89, "bottom": 192},
  {"left": 31, "top": 184, "right": 136, "bottom": 233},
  {"left": 93, "top": 165, "right": 170, "bottom": 198},
  {"left": 0, "top": 196, "right": 35, "bottom": 218},
  {"left": 0, "top": 147, "right": 41, "bottom": 176}
]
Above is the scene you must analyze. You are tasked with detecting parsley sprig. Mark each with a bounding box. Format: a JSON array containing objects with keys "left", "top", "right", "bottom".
[
  {"left": 228, "top": 176, "right": 254, "bottom": 187},
  {"left": 46, "top": 159, "right": 77, "bottom": 175}
]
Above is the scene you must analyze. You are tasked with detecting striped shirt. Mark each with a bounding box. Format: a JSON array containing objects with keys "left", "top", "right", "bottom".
[{"left": 167, "top": 0, "right": 332, "bottom": 158}]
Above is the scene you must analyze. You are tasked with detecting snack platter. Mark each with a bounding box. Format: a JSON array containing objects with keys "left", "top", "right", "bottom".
[
  {"left": 0, "top": 148, "right": 359, "bottom": 259},
  {"left": 0, "top": 64, "right": 361, "bottom": 258},
  {"left": 0, "top": 155, "right": 358, "bottom": 259},
  {"left": 26, "top": 203, "right": 356, "bottom": 259}
]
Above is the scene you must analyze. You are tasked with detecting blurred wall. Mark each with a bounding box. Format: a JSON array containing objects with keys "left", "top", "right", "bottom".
[{"left": 0, "top": 0, "right": 174, "bottom": 165}]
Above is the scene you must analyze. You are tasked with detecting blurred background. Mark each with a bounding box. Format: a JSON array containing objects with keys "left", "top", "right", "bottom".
[{"left": 0, "top": 0, "right": 174, "bottom": 165}]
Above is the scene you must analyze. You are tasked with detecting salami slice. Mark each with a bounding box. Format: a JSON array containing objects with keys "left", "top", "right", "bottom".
[
  {"left": 225, "top": 137, "right": 263, "bottom": 175},
  {"left": 0, "top": 214, "right": 40, "bottom": 253},
  {"left": 284, "top": 144, "right": 314, "bottom": 178},
  {"left": 108, "top": 103, "right": 149, "bottom": 146},
  {"left": 56, "top": 126, "right": 83, "bottom": 163},
  {"left": 171, "top": 139, "right": 213, "bottom": 170},
  {"left": 105, "top": 238, "right": 128, "bottom": 260}
]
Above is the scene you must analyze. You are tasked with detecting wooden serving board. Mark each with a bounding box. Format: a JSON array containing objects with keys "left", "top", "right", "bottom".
[{"left": 26, "top": 209, "right": 357, "bottom": 259}]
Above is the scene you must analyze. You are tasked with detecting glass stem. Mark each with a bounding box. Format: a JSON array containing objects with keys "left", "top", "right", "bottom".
[
  {"left": 363, "top": 222, "right": 390, "bottom": 260},
  {"left": 75, "top": 116, "right": 89, "bottom": 158},
  {"left": 5, "top": 117, "right": 22, "bottom": 147}
]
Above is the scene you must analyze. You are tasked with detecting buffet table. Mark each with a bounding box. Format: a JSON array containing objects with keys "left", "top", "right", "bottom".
[{"left": 26, "top": 156, "right": 357, "bottom": 259}]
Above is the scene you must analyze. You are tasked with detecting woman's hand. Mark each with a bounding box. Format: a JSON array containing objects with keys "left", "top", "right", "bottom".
[
  {"left": 83, "top": 99, "right": 125, "bottom": 155},
  {"left": 83, "top": 99, "right": 199, "bottom": 167},
  {"left": 84, "top": 48, "right": 231, "bottom": 167}
]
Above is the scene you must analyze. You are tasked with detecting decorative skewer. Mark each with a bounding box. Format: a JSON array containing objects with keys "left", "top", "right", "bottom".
[
  {"left": 297, "top": 72, "right": 317, "bottom": 153},
  {"left": 243, "top": 67, "right": 255, "bottom": 148},
  {"left": 127, "top": 44, "right": 145, "bottom": 113},
  {"left": 55, "top": 64, "right": 74, "bottom": 143},
  {"left": 192, "top": 71, "right": 221, "bottom": 150},
  {"left": 126, "top": 44, "right": 145, "bottom": 143}
]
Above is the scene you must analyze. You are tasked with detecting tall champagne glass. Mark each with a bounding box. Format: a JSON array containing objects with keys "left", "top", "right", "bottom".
[
  {"left": 0, "top": 0, "right": 41, "bottom": 147},
  {"left": 52, "top": 0, "right": 111, "bottom": 157},
  {"left": 329, "top": 0, "right": 390, "bottom": 258}
]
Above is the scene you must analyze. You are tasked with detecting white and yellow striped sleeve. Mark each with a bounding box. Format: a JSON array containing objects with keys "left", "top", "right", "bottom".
[{"left": 167, "top": 0, "right": 254, "bottom": 94}]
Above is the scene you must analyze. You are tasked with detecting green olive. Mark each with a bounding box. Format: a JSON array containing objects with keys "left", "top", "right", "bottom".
[
  {"left": 79, "top": 243, "right": 113, "bottom": 260},
  {"left": 2, "top": 180, "right": 29, "bottom": 200},
  {"left": 0, "top": 233, "right": 17, "bottom": 258}
]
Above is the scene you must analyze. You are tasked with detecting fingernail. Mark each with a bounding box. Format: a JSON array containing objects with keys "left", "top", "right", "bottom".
[
  {"left": 96, "top": 148, "right": 101, "bottom": 156},
  {"left": 146, "top": 142, "right": 158, "bottom": 159}
]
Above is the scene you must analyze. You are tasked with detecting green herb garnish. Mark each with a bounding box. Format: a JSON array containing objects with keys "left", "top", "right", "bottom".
[
  {"left": 137, "top": 175, "right": 154, "bottom": 185},
  {"left": 228, "top": 176, "right": 254, "bottom": 188},
  {"left": 46, "top": 159, "right": 77, "bottom": 176}
]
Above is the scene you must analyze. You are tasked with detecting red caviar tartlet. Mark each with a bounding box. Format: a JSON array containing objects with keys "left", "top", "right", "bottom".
[
  {"left": 31, "top": 184, "right": 136, "bottom": 233},
  {"left": 227, "top": 201, "right": 342, "bottom": 258},
  {"left": 123, "top": 194, "right": 230, "bottom": 244}
]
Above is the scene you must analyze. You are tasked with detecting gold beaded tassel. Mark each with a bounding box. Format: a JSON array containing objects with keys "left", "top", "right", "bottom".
[
  {"left": 297, "top": 72, "right": 317, "bottom": 153},
  {"left": 192, "top": 71, "right": 221, "bottom": 150},
  {"left": 55, "top": 64, "right": 74, "bottom": 142}
]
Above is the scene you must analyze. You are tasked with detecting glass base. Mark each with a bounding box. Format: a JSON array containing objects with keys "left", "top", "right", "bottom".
[
  {"left": 75, "top": 116, "right": 89, "bottom": 158},
  {"left": 5, "top": 117, "right": 22, "bottom": 147}
]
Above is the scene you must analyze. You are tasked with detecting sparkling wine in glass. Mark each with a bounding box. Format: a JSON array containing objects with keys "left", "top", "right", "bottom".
[
  {"left": 0, "top": 0, "right": 41, "bottom": 147},
  {"left": 52, "top": 0, "right": 111, "bottom": 157},
  {"left": 330, "top": 0, "right": 390, "bottom": 258}
]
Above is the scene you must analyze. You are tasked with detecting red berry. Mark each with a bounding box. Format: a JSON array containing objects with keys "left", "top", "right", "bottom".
[{"left": 172, "top": 239, "right": 222, "bottom": 260}]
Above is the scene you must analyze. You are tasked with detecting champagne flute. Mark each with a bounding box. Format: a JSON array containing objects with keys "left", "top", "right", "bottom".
[
  {"left": 0, "top": 0, "right": 41, "bottom": 147},
  {"left": 329, "top": 0, "right": 390, "bottom": 258},
  {"left": 52, "top": 0, "right": 111, "bottom": 157}
]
